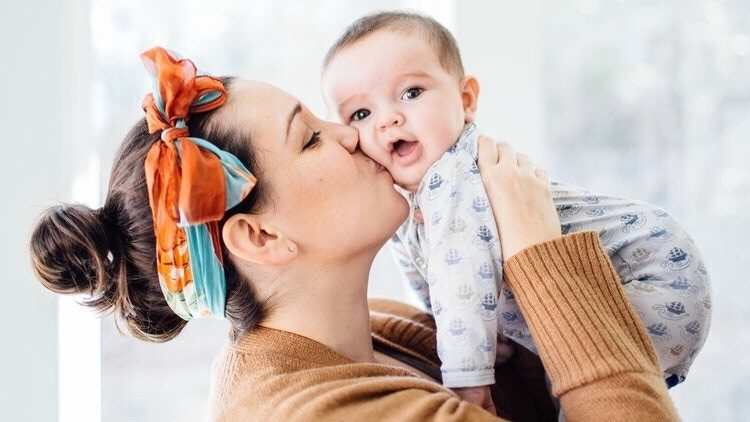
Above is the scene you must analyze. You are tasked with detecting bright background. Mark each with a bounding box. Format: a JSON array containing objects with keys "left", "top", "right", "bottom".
[{"left": 2, "top": 1, "right": 748, "bottom": 420}]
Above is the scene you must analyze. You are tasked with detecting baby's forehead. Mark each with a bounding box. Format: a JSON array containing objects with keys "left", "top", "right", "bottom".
[
  {"left": 325, "top": 31, "right": 449, "bottom": 84},
  {"left": 323, "top": 12, "right": 466, "bottom": 86},
  {"left": 368, "top": 27, "right": 434, "bottom": 46},
  {"left": 339, "top": 28, "right": 441, "bottom": 65}
]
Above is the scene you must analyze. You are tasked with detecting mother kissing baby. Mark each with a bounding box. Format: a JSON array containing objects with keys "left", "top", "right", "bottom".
[{"left": 30, "top": 23, "right": 684, "bottom": 422}]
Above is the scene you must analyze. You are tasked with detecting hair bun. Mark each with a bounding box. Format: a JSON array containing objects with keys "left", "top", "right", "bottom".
[{"left": 30, "top": 204, "right": 121, "bottom": 312}]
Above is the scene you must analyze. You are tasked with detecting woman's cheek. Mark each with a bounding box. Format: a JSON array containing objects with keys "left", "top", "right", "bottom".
[{"left": 307, "top": 155, "right": 356, "bottom": 202}]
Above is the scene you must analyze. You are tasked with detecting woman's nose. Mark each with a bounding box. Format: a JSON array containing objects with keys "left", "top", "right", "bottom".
[
  {"left": 378, "top": 110, "right": 404, "bottom": 131},
  {"left": 335, "top": 123, "right": 359, "bottom": 154}
]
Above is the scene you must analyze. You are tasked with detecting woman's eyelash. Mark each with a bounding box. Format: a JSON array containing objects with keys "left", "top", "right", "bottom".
[{"left": 304, "top": 131, "right": 321, "bottom": 149}]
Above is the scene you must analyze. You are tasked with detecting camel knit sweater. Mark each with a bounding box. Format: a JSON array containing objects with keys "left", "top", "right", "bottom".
[{"left": 208, "top": 232, "right": 679, "bottom": 421}]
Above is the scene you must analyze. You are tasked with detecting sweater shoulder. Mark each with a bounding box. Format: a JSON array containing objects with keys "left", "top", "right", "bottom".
[
  {"left": 209, "top": 303, "right": 479, "bottom": 421},
  {"left": 209, "top": 327, "right": 446, "bottom": 421}
]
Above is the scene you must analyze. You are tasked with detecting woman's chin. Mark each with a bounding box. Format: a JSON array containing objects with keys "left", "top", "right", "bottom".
[
  {"left": 392, "top": 191, "right": 410, "bottom": 223},
  {"left": 371, "top": 195, "right": 409, "bottom": 246}
]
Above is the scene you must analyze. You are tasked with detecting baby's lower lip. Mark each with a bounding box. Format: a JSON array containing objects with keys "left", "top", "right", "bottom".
[{"left": 392, "top": 140, "right": 421, "bottom": 166}]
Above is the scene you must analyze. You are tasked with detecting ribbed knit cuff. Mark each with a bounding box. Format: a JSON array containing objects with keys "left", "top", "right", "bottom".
[{"left": 502, "top": 231, "right": 661, "bottom": 396}]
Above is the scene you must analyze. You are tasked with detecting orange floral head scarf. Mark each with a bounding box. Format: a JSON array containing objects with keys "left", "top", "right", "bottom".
[{"left": 141, "top": 47, "right": 256, "bottom": 320}]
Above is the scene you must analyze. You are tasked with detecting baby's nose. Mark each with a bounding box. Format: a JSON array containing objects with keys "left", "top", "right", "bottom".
[{"left": 378, "top": 112, "right": 404, "bottom": 130}]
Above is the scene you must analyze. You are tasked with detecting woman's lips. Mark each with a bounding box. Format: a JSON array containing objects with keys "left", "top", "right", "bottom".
[
  {"left": 392, "top": 140, "right": 421, "bottom": 166},
  {"left": 373, "top": 161, "right": 393, "bottom": 182}
]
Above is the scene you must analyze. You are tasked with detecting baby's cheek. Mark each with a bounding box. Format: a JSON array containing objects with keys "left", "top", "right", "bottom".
[
  {"left": 357, "top": 129, "right": 375, "bottom": 148},
  {"left": 358, "top": 133, "right": 384, "bottom": 160}
]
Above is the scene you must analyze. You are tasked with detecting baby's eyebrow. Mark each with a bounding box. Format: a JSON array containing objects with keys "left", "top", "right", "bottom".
[
  {"left": 335, "top": 71, "right": 433, "bottom": 115},
  {"left": 398, "top": 70, "right": 431, "bottom": 79},
  {"left": 337, "top": 94, "right": 364, "bottom": 114}
]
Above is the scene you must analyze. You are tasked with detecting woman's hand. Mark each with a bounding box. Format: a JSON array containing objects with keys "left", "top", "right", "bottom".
[{"left": 477, "top": 137, "right": 562, "bottom": 260}]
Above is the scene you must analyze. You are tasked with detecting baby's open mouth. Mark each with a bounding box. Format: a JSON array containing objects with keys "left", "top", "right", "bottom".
[{"left": 392, "top": 139, "right": 421, "bottom": 165}]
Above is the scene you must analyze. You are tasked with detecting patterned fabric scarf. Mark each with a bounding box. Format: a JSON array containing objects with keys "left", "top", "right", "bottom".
[{"left": 141, "top": 47, "right": 256, "bottom": 320}]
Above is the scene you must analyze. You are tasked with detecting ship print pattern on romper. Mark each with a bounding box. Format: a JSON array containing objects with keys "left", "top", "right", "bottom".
[{"left": 390, "top": 123, "right": 711, "bottom": 388}]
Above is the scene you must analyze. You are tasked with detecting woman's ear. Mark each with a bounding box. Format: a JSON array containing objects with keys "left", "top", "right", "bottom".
[
  {"left": 222, "top": 214, "right": 297, "bottom": 266},
  {"left": 460, "top": 76, "right": 480, "bottom": 123}
]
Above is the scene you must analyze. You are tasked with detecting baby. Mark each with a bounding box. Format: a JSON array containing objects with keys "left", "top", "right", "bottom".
[{"left": 322, "top": 11, "right": 711, "bottom": 410}]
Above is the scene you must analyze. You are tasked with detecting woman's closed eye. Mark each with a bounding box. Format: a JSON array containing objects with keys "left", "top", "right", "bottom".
[
  {"left": 401, "top": 87, "right": 423, "bottom": 101},
  {"left": 304, "top": 131, "right": 321, "bottom": 149}
]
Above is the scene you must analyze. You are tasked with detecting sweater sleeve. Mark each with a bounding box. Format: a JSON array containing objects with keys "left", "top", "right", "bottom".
[
  {"left": 290, "top": 377, "right": 503, "bottom": 422},
  {"left": 502, "top": 231, "right": 680, "bottom": 421}
]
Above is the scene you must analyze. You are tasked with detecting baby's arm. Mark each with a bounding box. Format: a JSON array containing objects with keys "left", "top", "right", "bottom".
[
  {"left": 391, "top": 226, "right": 497, "bottom": 413},
  {"left": 389, "top": 233, "right": 432, "bottom": 311},
  {"left": 417, "top": 155, "right": 501, "bottom": 391}
]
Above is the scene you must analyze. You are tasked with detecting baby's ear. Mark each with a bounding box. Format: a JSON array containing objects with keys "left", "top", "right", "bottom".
[{"left": 460, "top": 76, "right": 480, "bottom": 123}]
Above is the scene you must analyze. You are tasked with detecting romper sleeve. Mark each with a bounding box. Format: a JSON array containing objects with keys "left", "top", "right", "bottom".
[
  {"left": 389, "top": 232, "right": 432, "bottom": 310},
  {"left": 417, "top": 151, "right": 500, "bottom": 388}
]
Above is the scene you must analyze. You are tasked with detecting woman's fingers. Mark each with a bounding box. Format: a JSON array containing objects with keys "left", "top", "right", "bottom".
[
  {"left": 535, "top": 166, "right": 549, "bottom": 184},
  {"left": 477, "top": 136, "right": 499, "bottom": 169},
  {"left": 478, "top": 138, "right": 562, "bottom": 260},
  {"left": 477, "top": 136, "right": 517, "bottom": 171},
  {"left": 498, "top": 142, "right": 516, "bottom": 169},
  {"left": 517, "top": 153, "right": 533, "bottom": 174}
]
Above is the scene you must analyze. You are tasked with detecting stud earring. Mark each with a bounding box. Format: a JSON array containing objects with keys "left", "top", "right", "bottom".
[{"left": 288, "top": 245, "right": 295, "bottom": 253}]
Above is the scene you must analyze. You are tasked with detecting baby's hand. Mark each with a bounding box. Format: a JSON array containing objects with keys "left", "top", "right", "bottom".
[
  {"left": 496, "top": 332, "right": 515, "bottom": 364},
  {"left": 453, "top": 385, "right": 496, "bottom": 415}
]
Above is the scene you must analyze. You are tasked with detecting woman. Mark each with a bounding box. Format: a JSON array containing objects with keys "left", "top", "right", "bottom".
[{"left": 30, "top": 48, "right": 678, "bottom": 421}]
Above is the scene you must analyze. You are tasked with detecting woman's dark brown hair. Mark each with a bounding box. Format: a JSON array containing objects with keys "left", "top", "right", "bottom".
[{"left": 29, "top": 77, "right": 267, "bottom": 342}]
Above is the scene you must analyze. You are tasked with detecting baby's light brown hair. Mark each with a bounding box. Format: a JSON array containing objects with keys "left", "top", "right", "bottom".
[{"left": 323, "top": 11, "right": 465, "bottom": 79}]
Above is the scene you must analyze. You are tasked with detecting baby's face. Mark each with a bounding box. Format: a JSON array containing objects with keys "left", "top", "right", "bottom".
[{"left": 323, "top": 30, "right": 469, "bottom": 192}]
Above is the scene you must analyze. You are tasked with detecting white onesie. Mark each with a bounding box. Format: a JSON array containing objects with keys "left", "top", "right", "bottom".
[{"left": 391, "top": 123, "right": 711, "bottom": 388}]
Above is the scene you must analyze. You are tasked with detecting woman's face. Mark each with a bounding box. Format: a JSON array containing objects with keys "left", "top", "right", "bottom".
[{"left": 224, "top": 79, "right": 409, "bottom": 262}]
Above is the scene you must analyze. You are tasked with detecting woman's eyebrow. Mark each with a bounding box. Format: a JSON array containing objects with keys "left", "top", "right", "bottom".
[{"left": 285, "top": 102, "right": 302, "bottom": 144}]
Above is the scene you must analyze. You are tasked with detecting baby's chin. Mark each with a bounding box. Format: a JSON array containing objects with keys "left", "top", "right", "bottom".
[{"left": 391, "top": 165, "right": 429, "bottom": 193}]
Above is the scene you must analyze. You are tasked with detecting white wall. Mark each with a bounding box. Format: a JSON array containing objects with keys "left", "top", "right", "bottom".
[
  {"left": 456, "top": 0, "right": 546, "bottom": 164},
  {"left": 0, "top": 1, "right": 92, "bottom": 420}
]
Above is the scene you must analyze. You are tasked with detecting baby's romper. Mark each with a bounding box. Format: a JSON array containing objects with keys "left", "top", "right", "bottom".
[{"left": 391, "top": 123, "right": 711, "bottom": 388}]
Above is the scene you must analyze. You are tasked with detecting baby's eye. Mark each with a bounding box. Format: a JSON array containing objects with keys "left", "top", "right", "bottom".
[
  {"left": 351, "top": 109, "right": 371, "bottom": 122},
  {"left": 401, "top": 87, "right": 424, "bottom": 100}
]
